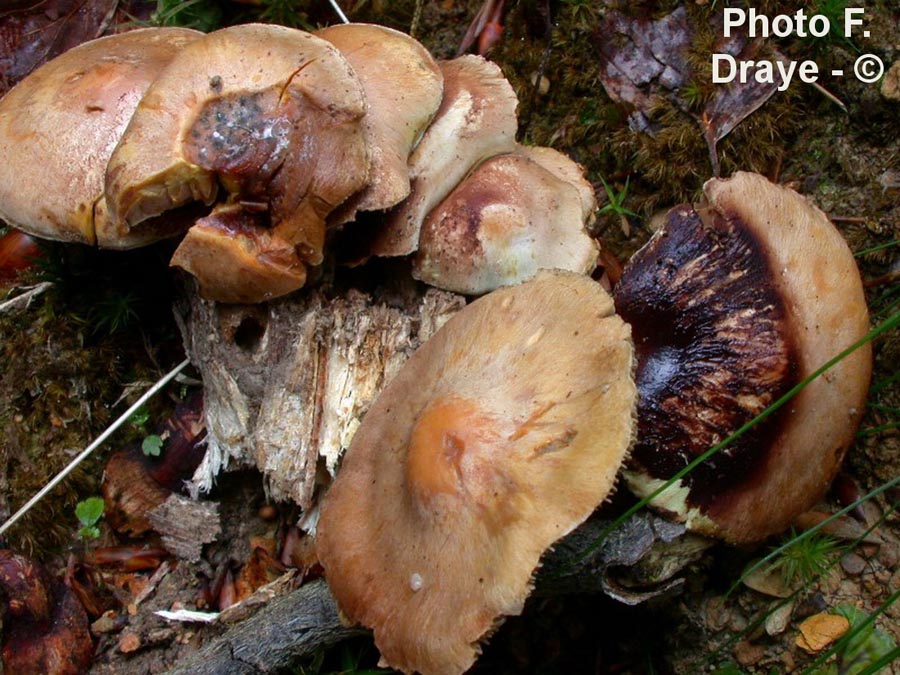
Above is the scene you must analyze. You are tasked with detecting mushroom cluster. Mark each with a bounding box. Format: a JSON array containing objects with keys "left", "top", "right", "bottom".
[
  {"left": 311, "top": 173, "right": 871, "bottom": 674},
  {"left": 0, "top": 23, "right": 597, "bottom": 303},
  {"left": 0, "top": 18, "right": 876, "bottom": 675}
]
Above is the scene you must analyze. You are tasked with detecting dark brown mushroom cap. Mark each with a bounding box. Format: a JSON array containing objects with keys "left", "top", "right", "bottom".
[
  {"left": 316, "top": 271, "right": 636, "bottom": 675},
  {"left": 615, "top": 171, "right": 871, "bottom": 544},
  {"left": 371, "top": 55, "right": 519, "bottom": 258},
  {"left": 0, "top": 27, "right": 201, "bottom": 248},
  {"left": 412, "top": 147, "right": 598, "bottom": 294},
  {"left": 105, "top": 23, "right": 369, "bottom": 266},
  {"left": 316, "top": 23, "right": 443, "bottom": 219}
]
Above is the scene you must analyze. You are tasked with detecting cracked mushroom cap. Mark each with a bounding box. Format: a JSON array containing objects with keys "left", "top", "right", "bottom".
[
  {"left": 614, "top": 171, "right": 872, "bottom": 544},
  {"left": 370, "top": 54, "right": 519, "bottom": 257},
  {"left": 105, "top": 23, "right": 369, "bottom": 266},
  {"left": 316, "top": 270, "right": 636, "bottom": 675},
  {"left": 0, "top": 27, "right": 201, "bottom": 248},
  {"left": 412, "top": 146, "right": 599, "bottom": 294},
  {"left": 316, "top": 23, "right": 443, "bottom": 219}
]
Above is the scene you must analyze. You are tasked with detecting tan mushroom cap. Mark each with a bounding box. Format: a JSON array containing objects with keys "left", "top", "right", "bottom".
[
  {"left": 412, "top": 148, "right": 599, "bottom": 294},
  {"left": 317, "top": 271, "right": 636, "bottom": 675},
  {"left": 371, "top": 55, "right": 519, "bottom": 257},
  {"left": 105, "top": 23, "right": 369, "bottom": 264},
  {"left": 0, "top": 27, "right": 201, "bottom": 248},
  {"left": 519, "top": 145, "right": 598, "bottom": 224},
  {"left": 316, "top": 23, "right": 443, "bottom": 219},
  {"left": 169, "top": 202, "right": 305, "bottom": 304},
  {"left": 620, "top": 171, "right": 871, "bottom": 543}
]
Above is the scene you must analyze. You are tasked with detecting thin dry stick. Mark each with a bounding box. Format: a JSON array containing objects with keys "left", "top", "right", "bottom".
[
  {"left": 0, "top": 281, "right": 53, "bottom": 315},
  {"left": 809, "top": 80, "right": 847, "bottom": 111},
  {"left": 325, "top": 0, "right": 349, "bottom": 24},
  {"left": 0, "top": 358, "right": 190, "bottom": 538}
]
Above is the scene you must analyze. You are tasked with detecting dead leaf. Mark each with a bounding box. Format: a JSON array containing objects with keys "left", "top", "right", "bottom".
[
  {"left": 118, "top": 631, "right": 141, "bottom": 654},
  {"left": 765, "top": 600, "right": 795, "bottom": 636},
  {"left": 794, "top": 510, "right": 884, "bottom": 545},
  {"left": 0, "top": 0, "right": 120, "bottom": 96},
  {"left": 742, "top": 562, "right": 794, "bottom": 599},
  {"left": 594, "top": 5, "right": 783, "bottom": 175},
  {"left": 0, "top": 550, "right": 93, "bottom": 674},
  {"left": 796, "top": 612, "right": 851, "bottom": 653},
  {"left": 102, "top": 391, "right": 207, "bottom": 538},
  {"left": 234, "top": 547, "right": 285, "bottom": 603}
]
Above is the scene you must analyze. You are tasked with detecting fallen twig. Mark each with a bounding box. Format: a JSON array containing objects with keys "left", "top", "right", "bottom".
[
  {"left": 165, "top": 514, "right": 699, "bottom": 674},
  {"left": 0, "top": 281, "right": 53, "bottom": 314},
  {"left": 0, "top": 358, "right": 190, "bottom": 538}
]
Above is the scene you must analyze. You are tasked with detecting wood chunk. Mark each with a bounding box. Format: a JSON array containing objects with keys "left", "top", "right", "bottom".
[
  {"left": 147, "top": 494, "right": 221, "bottom": 563},
  {"left": 176, "top": 285, "right": 464, "bottom": 507}
]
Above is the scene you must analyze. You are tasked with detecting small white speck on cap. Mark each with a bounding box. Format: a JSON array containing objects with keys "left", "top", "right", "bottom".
[
  {"left": 410, "top": 573, "right": 424, "bottom": 592},
  {"left": 525, "top": 326, "right": 545, "bottom": 347}
]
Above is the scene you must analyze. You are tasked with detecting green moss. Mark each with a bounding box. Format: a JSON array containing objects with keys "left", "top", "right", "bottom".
[{"left": 0, "top": 245, "right": 182, "bottom": 556}]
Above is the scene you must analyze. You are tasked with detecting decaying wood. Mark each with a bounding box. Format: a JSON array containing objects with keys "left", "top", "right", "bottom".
[
  {"left": 167, "top": 579, "right": 360, "bottom": 675},
  {"left": 0, "top": 281, "right": 53, "bottom": 314},
  {"left": 148, "top": 494, "right": 221, "bottom": 563},
  {"left": 166, "top": 514, "right": 708, "bottom": 674},
  {"left": 175, "top": 284, "right": 465, "bottom": 508}
]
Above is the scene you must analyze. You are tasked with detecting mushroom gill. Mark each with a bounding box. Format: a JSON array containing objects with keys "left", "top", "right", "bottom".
[{"left": 614, "top": 171, "right": 871, "bottom": 544}]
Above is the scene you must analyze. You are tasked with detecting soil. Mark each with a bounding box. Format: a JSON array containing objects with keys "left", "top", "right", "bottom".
[{"left": 0, "top": 1, "right": 898, "bottom": 674}]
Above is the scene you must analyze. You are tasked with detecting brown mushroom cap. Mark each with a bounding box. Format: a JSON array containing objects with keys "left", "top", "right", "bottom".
[
  {"left": 0, "top": 27, "right": 201, "bottom": 248},
  {"left": 370, "top": 55, "right": 519, "bottom": 257},
  {"left": 316, "top": 270, "right": 636, "bottom": 675},
  {"left": 105, "top": 23, "right": 369, "bottom": 265},
  {"left": 316, "top": 23, "right": 443, "bottom": 218},
  {"left": 615, "top": 171, "right": 871, "bottom": 544},
  {"left": 412, "top": 147, "right": 598, "bottom": 294}
]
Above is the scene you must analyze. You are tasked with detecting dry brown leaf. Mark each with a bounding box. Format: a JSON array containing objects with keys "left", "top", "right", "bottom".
[
  {"left": 796, "top": 612, "right": 851, "bottom": 653},
  {"left": 742, "top": 563, "right": 794, "bottom": 599},
  {"left": 0, "top": 0, "right": 118, "bottom": 96},
  {"left": 0, "top": 550, "right": 93, "bottom": 674}
]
